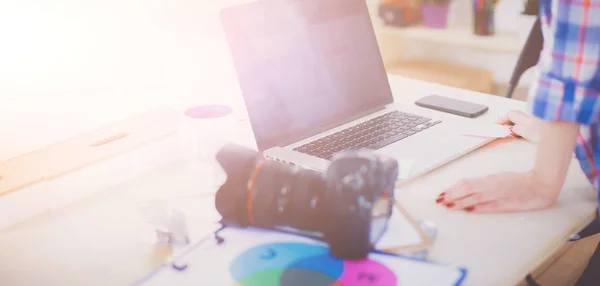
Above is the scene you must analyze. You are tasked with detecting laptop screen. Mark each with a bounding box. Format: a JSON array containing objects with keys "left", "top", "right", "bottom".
[{"left": 220, "top": 0, "right": 393, "bottom": 151}]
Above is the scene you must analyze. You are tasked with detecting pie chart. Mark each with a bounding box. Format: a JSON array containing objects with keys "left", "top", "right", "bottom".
[{"left": 230, "top": 242, "right": 397, "bottom": 286}]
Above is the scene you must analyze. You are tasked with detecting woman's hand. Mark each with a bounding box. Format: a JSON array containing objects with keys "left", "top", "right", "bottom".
[
  {"left": 497, "top": 110, "right": 542, "bottom": 142},
  {"left": 436, "top": 171, "right": 561, "bottom": 213},
  {"left": 438, "top": 111, "right": 579, "bottom": 214}
]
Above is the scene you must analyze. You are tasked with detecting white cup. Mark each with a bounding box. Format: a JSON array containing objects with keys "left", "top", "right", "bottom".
[{"left": 177, "top": 105, "right": 235, "bottom": 187}]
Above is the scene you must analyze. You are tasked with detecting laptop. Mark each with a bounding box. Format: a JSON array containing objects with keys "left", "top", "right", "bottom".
[{"left": 219, "top": 0, "right": 492, "bottom": 180}]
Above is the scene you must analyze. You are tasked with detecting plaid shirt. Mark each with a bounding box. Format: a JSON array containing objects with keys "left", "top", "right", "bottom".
[{"left": 527, "top": 0, "right": 600, "bottom": 195}]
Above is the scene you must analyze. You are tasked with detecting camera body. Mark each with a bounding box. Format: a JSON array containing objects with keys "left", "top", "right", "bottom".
[{"left": 214, "top": 144, "right": 399, "bottom": 260}]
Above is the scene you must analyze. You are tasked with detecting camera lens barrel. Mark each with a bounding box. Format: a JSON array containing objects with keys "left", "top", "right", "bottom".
[
  {"left": 214, "top": 144, "right": 263, "bottom": 227},
  {"left": 250, "top": 161, "right": 326, "bottom": 231}
]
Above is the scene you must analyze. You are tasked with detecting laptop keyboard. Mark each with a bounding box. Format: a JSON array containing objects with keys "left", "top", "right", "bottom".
[{"left": 293, "top": 111, "right": 441, "bottom": 160}]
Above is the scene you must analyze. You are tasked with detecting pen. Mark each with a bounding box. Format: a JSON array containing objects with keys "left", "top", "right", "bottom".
[{"left": 507, "top": 122, "right": 523, "bottom": 139}]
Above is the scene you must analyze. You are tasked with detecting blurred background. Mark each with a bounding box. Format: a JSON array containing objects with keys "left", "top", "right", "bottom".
[
  {"left": 0, "top": 0, "right": 536, "bottom": 102},
  {"left": 0, "top": 0, "right": 536, "bottom": 160},
  {"left": 370, "top": 0, "right": 537, "bottom": 99}
]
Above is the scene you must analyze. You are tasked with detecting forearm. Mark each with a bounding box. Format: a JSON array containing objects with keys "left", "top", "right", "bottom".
[{"left": 531, "top": 120, "right": 580, "bottom": 197}]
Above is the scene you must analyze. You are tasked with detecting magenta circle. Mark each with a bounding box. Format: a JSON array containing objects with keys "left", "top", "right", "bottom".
[
  {"left": 184, "top": 105, "right": 232, "bottom": 119},
  {"left": 335, "top": 259, "right": 397, "bottom": 285}
]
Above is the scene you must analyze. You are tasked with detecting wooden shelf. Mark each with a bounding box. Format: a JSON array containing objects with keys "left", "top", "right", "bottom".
[
  {"left": 379, "top": 24, "right": 524, "bottom": 54},
  {"left": 386, "top": 59, "right": 494, "bottom": 94}
]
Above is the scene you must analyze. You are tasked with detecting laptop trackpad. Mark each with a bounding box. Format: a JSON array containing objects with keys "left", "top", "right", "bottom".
[{"left": 374, "top": 129, "right": 491, "bottom": 177}]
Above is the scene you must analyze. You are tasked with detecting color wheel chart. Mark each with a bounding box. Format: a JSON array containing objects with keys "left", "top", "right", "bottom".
[{"left": 230, "top": 242, "right": 397, "bottom": 286}]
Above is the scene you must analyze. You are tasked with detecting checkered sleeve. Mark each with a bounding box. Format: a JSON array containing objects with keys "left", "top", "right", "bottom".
[{"left": 527, "top": 0, "right": 600, "bottom": 125}]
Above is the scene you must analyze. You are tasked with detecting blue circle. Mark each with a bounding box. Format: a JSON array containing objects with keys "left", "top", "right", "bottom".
[
  {"left": 287, "top": 255, "right": 344, "bottom": 279},
  {"left": 230, "top": 243, "right": 343, "bottom": 282}
]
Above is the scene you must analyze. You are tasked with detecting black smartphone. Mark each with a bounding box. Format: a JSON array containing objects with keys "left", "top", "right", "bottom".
[{"left": 415, "top": 95, "right": 489, "bottom": 118}]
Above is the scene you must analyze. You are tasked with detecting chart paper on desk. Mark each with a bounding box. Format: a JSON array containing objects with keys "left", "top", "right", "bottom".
[
  {"left": 136, "top": 227, "right": 466, "bottom": 286},
  {"left": 375, "top": 206, "right": 427, "bottom": 252}
]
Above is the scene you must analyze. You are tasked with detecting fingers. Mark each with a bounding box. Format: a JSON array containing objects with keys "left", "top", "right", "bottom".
[
  {"left": 442, "top": 194, "right": 515, "bottom": 213},
  {"left": 509, "top": 124, "right": 525, "bottom": 138},
  {"left": 509, "top": 116, "right": 541, "bottom": 141},
  {"left": 438, "top": 177, "right": 511, "bottom": 211},
  {"left": 496, "top": 110, "right": 529, "bottom": 125},
  {"left": 441, "top": 179, "right": 476, "bottom": 202},
  {"left": 496, "top": 110, "right": 534, "bottom": 140},
  {"left": 448, "top": 192, "right": 488, "bottom": 210},
  {"left": 465, "top": 200, "right": 504, "bottom": 213},
  {"left": 506, "top": 110, "right": 530, "bottom": 124},
  {"left": 438, "top": 179, "right": 487, "bottom": 210}
]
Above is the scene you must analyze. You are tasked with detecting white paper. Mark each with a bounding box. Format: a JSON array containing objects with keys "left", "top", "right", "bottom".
[
  {"left": 397, "top": 159, "right": 416, "bottom": 181},
  {"left": 375, "top": 208, "right": 423, "bottom": 250},
  {"left": 136, "top": 227, "right": 466, "bottom": 286},
  {"left": 460, "top": 124, "right": 512, "bottom": 139}
]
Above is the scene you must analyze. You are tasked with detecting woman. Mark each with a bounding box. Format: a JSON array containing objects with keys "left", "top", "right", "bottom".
[{"left": 436, "top": 0, "right": 600, "bottom": 283}]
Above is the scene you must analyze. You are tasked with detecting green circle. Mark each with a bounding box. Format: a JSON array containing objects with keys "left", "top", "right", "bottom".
[
  {"left": 237, "top": 268, "right": 338, "bottom": 286},
  {"left": 238, "top": 268, "right": 284, "bottom": 286}
]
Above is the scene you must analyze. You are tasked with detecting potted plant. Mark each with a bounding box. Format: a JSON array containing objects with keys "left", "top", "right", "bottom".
[
  {"left": 522, "top": 0, "right": 539, "bottom": 15},
  {"left": 472, "top": 0, "right": 500, "bottom": 36},
  {"left": 420, "top": 0, "right": 452, "bottom": 29},
  {"left": 518, "top": 0, "right": 539, "bottom": 42}
]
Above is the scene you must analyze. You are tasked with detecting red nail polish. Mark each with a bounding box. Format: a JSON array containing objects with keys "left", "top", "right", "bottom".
[
  {"left": 445, "top": 202, "right": 455, "bottom": 208},
  {"left": 439, "top": 192, "right": 446, "bottom": 197},
  {"left": 465, "top": 206, "right": 475, "bottom": 212},
  {"left": 436, "top": 198, "right": 444, "bottom": 203}
]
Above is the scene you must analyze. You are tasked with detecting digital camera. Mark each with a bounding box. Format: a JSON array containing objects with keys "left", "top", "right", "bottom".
[{"left": 214, "top": 144, "right": 398, "bottom": 260}]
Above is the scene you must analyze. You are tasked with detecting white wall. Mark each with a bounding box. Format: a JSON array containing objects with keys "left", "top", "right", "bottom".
[{"left": 0, "top": 0, "right": 245, "bottom": 104}]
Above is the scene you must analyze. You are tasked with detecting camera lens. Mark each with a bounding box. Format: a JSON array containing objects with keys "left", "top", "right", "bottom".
[{"left": 250, "top": 160, "right": 327, "bottom": 233}]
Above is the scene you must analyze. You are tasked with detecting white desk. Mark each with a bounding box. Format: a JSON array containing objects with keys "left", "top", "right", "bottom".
[{"left": 0, "top": 75, "right": 597, "bottom": 286}]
